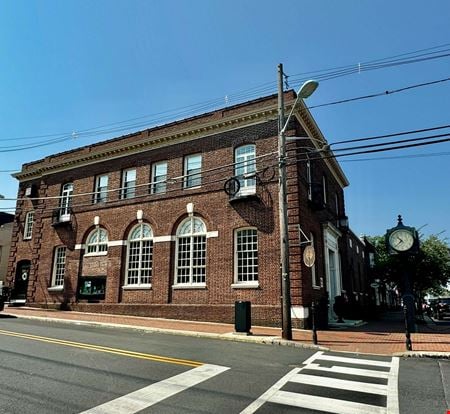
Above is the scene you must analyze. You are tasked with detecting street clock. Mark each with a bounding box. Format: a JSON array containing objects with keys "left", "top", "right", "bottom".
[{"left": 385, "top": 215, "right": 419, "bottom": 255}]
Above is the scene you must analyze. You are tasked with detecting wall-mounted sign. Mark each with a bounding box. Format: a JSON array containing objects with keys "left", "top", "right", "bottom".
[{"left": 303, "top": 245, "right": 316, "bottom": 268}]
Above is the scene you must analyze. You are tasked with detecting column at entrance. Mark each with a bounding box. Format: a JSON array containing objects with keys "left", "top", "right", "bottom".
[{"left": 323, "top": 223, "right": 343, "bottom": 322}]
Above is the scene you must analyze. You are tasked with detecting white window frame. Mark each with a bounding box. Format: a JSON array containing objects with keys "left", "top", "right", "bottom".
[
  {"left": 235, "top": 144, "right": 256, "bottom": 196},
  {"left": 307, "top": 159, "right": 312, "bottom": 201},
  {"left": 322, "top": 175, "right": 327, "bottom": 205},
  {"left": 51, "top": 246, "right": 66, "bottom": 288},
  {"left": 59, "top": 183, "right": 73, "bottom": 222},
  {"left": 124, "top": 223, "right": 153, "bottom": 288},
  {"left": 311, "top": 232, "right": 320, "bottom": 289},
  {"left": 94, "top": 174, "right": 109, "bottom": 203},
  {"left": 151, "top": 161, "right": 168, "bottom": 194},
  {"left": 85, "top": 228, "right": 108, "bottom": 256},
  {"left": 184, "top": 154, "right": 202, "bottom": 189},
  {"left": 121, "top": 168, "right": 136, "bottom": 199},
  {"left": 233, "top": 227, "right": 258, "bottom": 287},
  {"left": 24, "top": 211, "right": 34, "bottom": 240},
  {"left": 174, "top": 216, "right": 207, "bottom": 287}
]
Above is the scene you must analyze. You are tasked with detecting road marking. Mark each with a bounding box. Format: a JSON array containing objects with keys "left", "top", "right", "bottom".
[
  {"left": 316, "top": 354, "right": 392, "bottom": 368},
  {"left": 386, "top": 357, "right": 400, "bottom": 414},
  {"left": 291, "top": 373, "right": 388, "bottom": 395},
  {"left": 0, "top": 328, "right": 202, "bottom": 367},
  {"left": 302, "top": 350, "right": 324, "bottom": 365},
  {"left": 240, "top": 367, "right": 302, "bottom": 414},
  {"left": 241, "top": 351, "right": 399, "bottom": 414},
  {"left": 305, "top": 363, "right": 390, "bottom": 379},
  {"left": 270, "top": 390, "right": 386, "bottom": 414},
  {"left": 80, "top": 364, "right": 229, "bottom": 414}
]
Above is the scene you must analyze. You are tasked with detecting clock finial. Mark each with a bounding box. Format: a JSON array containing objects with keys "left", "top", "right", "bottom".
[{"left": 398, "top": 215, "right": 403, "bottom": 225}]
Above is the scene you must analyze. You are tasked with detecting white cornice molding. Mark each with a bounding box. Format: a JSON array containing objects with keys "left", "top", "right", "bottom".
[
  {"left": 14, "top": 104, "right": 279, "bottom": 182},
  {"left": 292, "top": 99, "right": 349, "bottom": 189}
]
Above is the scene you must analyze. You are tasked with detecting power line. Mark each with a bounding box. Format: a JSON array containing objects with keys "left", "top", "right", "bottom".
[
  {"left": 307, "top": 77, "right": 450, "bottom": 111},
  {"left": 338, "top": 151, "right": 450, "bottom": 163},
  {"left": 2, "top": 75, "right": 449, "bottom": 153},
  {"left": 1, "top": 43, "right": 449, "bottom": 147},
  {"left": 329, "top": 124, "right": 450, "bottom": 146},
  {"left": 290, "top": 135, "right": 450, "bottom": 164}
]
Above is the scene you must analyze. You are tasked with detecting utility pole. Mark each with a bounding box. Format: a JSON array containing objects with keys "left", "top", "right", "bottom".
[{"left": 278, "top": 63, "right": 293, "bottom": 340}]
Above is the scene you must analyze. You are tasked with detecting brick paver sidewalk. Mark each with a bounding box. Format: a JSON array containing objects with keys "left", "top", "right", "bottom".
[{"left": 2, "top": 306, "right": 449, "bottom": 356}]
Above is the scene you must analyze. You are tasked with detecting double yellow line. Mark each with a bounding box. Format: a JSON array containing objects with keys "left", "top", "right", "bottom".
[{"left": 0, "top": 328, "right": 203, "bottom": 367}]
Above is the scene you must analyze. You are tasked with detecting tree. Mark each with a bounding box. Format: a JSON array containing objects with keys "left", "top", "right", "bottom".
[{"left": 367, "top": 234, "right": 450, "bottom": 296}]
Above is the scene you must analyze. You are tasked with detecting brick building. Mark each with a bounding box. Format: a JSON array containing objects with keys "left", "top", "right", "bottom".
[
  {"left": 0, "top": 213, "right": 14, "bottom": 286},
  {"left": 7, "top": 92, "right": 352, "bottom": 327}
]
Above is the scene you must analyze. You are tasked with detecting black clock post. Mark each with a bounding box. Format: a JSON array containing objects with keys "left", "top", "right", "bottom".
[{"left": 385, "top": 215, "right": 419, "bottom": 351}]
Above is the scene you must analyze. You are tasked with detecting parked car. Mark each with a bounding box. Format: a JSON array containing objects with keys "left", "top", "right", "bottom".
[{"left": 434, "top": 297, "right": 450, "bottom": 320}]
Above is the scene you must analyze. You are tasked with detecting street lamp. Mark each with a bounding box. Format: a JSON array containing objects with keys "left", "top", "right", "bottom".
[{"left": 278, "top": 63, "right": 319, "bottom": 340}]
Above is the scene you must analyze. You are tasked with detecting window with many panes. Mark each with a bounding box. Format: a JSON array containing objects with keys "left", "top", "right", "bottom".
[
  {"left": 235, "top": 228, "right": 258, "bottom": 284},
  {"left": 86, "top": 228, "right": 108, "bottom": 254},
  {"left": 125, "top": 223, "right": 153, "bottom": 286},
  {"left": 151, "top": 161, "right": 167, "bottom": 194},
  {"left": 24, "top": 211, "right": 34, "bottom": 240},
  {"left": 59, "top": 183, "right": 73, "bottom": 221},
  {"left": 121, "top": 169, "right": 136, "bottom": 199},
  {"left": 94, "top": 174, "right": 108, "bottom": 203},
  {"left": 184, "top": 154, "right": 202, "bottom": 188},
  {"left": 51, "top": 246, "right": 66, "bottom": 287},
  {"left": 235, "top": 145, "right": 256, "bottom": 195},
  {"left": 175, "top": 217, "right": 206, "bottom": 285}
]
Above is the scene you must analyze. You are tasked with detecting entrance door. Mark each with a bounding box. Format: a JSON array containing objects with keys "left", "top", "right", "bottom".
[{"left": 11, "top": 260, "right": 31, "bottom": 303}]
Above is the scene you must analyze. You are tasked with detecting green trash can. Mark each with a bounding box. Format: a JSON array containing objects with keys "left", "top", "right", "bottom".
[{"left": 235, "top": 301, "right": 251, "bottom": 333}]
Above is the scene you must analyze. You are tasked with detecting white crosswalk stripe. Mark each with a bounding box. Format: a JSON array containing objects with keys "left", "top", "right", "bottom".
[
  {"left": 80, "top": 364, "right": 230, "bottom": 414},
  {"left": 241, "top": 351, "right": 399, "bottom": 414}
]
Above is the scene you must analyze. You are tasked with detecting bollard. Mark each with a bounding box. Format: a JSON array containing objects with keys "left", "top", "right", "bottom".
[{"left": 311, "top": 301, "right": 318, "bottom": 345}]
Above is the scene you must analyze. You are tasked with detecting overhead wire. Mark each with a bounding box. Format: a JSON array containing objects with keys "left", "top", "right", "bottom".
[{"left": 1, "top": 43, "right": 450, "bottom": 147}]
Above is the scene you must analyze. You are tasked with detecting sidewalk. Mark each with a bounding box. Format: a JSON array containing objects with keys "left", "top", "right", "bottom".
[{"left": 1, "top": 306, "right": 449, "bottom": 357}]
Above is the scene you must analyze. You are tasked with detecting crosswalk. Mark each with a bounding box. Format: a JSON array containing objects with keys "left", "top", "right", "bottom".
[
  {"left": 241, "top": 351, "right": 399, "bottom": 414},
  {"left": 80, "top": 364, "right": 230, "bottom": 414}
]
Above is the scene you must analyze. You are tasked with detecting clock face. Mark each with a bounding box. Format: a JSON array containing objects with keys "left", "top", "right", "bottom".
[{"left": 389, "top": 229, "right": 414, "bottom": 252}]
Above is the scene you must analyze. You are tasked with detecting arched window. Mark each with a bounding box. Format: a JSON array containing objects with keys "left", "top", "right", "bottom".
[
  {"left": 175, "top": 217, "right": 207, "bottom": 285},
  {"left": 86, "top": 228, "right": 108, "bottom": 254},
  {"left": 125, "top": 223, "right": 153, "bottom": 286},
  {"left": 235, "top": 144, "right": 256, "bottom": 195}
]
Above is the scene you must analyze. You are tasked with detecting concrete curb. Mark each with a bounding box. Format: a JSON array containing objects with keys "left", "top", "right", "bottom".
[
  {"left": 393, "top": 351, "right": 450, "bottom": 359},
  {"left": 2, "top": 312, "right": 328, "bottom": 351}
]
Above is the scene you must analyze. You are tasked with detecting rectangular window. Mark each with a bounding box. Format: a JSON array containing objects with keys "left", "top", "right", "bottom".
[
  {"left": 121, "top": 169, "right": 136, "bottom": 199},
  {"left": 51, "top": 246, "right": 66, "bottom": 287},
  {"left": 184, "top": 154, "right": 202, "bottom": 188},
  {"left": 311, "top": 233, "right": 320, "bottom": 288},
  {"left": 235, "top": 145, "right": 256, "bottom": 194},
  {"left": 235, "top": 228, "right": 258, "bottom": 283},
  {"left": 151, "top": 161, "right": 167, "bottom": 194},
  {"left": 59, "top": 183, "right": 73, "bottom": 222},
  {"left": 322, "top": 175, "right": 327, "bottom": 204},
  {"left": 94, "top": 175, "right": 108, "bottom": 203},
  {"left": 307, "top": 160, "right": 312, "bottom": 201},
  {"left": 24, "top": 211, "right": 34, "bottom": 240}
]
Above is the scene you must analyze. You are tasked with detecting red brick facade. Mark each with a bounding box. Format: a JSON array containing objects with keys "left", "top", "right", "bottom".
[{"left": 7, "top": 92, "right": 351, "bottom": 327}]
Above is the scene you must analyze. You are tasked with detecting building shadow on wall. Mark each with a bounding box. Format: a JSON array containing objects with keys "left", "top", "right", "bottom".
[{"left": 231, "top": 183, "right": 274, "bottom": 234}]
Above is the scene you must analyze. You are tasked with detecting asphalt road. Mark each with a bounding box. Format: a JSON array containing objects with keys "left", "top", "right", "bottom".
[{"left": 0, "top": 316, "right": 448, "bottom": 413}]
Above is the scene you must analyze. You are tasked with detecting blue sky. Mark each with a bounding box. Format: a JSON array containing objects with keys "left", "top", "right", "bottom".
[{"left": 0, "top": 0, "right": 449, "bottom": 239}]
